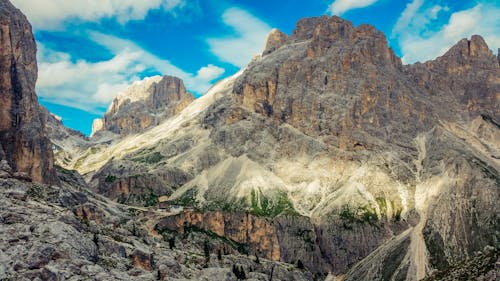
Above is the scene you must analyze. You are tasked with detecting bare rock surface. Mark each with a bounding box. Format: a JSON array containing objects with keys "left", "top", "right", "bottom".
[
  {"left": 92, "top": 75, "right": 195, "bottom": 137},
  {"left": 0, "top": 0, "right": 56, "bottom": 184}
]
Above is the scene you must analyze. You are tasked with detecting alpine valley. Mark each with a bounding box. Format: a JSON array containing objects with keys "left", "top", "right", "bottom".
[{"left": 0, "top": 0, "right": 498, "bottom": 280}]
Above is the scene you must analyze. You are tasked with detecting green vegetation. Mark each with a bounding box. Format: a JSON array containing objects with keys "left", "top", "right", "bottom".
[
  {"left": 376, "top": 197, "right": 387, "bottom": 217},
  {"left": 169, "top": 189, "right": 198, "bottom": 207},
  {"left": 184, "top": 225, "right": 249, "bottom": 255},
  {"left": 156, "top": 224, "right": 249, "bottom": 255},
  {"left": 98, "top": 256, "right": 118, "bottom": 269},
  {"left": 131, "top": 151, "right": 164, "bottom": 164},
  {"left": 203, "top": 239, "right": 211, "bottom": 266},
  {"left": 168, "top": 237, "right": 175, "bottom": 249},
  {"left": 297, "top": 259, "right": 305, "bottom": 270},
  {"left": 202, "top": 197, "right": 246, "bottom": 213},
  {"left": 142, "top": 192, "right": 159, "bottom": 207},
  {"left": 104, "top": 175, "right": 117, "bottom": 183},
  {"left": 249, "top": 190, "right": 299, "bottom": 218},
  {"left": 339, "top": 205, "right": 378, "bottom": 224},
  {"left": 394, "top": 208, "right": 402, "bottom": 222},
  {"left": 232, "top": 264, "right": 247, "bottom": 280},
  {"left": 56, "top": 165, "right": 75, "bottom": 175},
  {"left": 27, "top": 184, "right": 47, "bottom": 201}
]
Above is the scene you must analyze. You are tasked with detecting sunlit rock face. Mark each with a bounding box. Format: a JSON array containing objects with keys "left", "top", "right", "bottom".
[
  {"left": 92, "top": 75, "right": 195, "bottom": 137},
  {"left": 0, "top": 0, "right": 57, "bottom": 184}
]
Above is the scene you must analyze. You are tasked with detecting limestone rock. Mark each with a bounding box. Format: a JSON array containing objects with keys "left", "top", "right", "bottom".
[
  {"left": 93, "top": 75, "right": 195, "bottom": 136},
  {"left": 0, "top": 0, "right": 57, "bottom": 184},
  {"left": 263, "top": 29, "right": 289, "bottom": 56},
  {"left": 91, "top": 119, "right": 104, "bottom": 137}
]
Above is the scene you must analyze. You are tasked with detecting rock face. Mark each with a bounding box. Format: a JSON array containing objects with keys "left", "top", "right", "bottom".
[
  {"left": 0, "top": 0, "right": 56, "bottom": 184},
  {"left": 49, "top": 14, "right": 499, "bottom": 281},
  {"left": 40, "top": 106, "right": 90, "bottom": 168},
  {"left": 157, "top": 211, "right": 281, "bottom": 261},
  {"left": 92, "top": 75, "right": 194, "bottom": 136}
]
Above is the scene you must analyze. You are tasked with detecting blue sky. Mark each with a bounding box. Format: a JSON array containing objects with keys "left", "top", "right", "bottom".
[{"left": 10, "top": 0, "right": 500, "bottom": 135}]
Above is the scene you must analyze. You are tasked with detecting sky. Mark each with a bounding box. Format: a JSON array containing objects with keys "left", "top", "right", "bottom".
[{"left": 10, "top": 0, "right": 500, "bottom": 135}]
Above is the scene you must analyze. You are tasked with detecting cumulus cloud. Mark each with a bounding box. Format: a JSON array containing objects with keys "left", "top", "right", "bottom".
[
  {"left": 328, "top": 0, "right": 379, "bottom": 15},
  {"left": 207, "top": 8, "right": 272, "bottom": 67},
  {"left": 10, "top": 0, "right": 186, "bottom": 29},
  {"left": 36, "top": 35, "right": 225, "bottom": 113},
  {"left": 196, "top": 64, "right": 225, "bottom": 81},
  {"left": 393, "top": 1, "right": 500, "bottom": 63}
]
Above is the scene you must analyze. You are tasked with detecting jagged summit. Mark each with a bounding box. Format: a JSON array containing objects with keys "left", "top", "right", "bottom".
[
  {"left": 91, "top": 75, "right": 194, "bottom": 137},
  {"left": 434, "top": 34, "right": 499, "bottom": 68},
  {"left": 264, "top": 16, "right": 401, "bottom": 67},
  {"left": 263, "top": 29, "right": 289, "bottom": 56}
]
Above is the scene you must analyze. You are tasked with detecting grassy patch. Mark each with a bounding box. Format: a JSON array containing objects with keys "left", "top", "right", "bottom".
[
  {"left": 249, "top": 190, "right": 299, "bottom": 218},
  {"left": 339, "top": 205, "right": 378, "bottom": 224},
  {"left": 141, "top": 192, "right": 159, "bottom": 207},
  {"left": 203, "top": 198, "right": 246, "bottom": 213},
  {"left": 169, "top": 189, "right": 198, "bottom": 207},
  {"left": 131, "top": 151, "right": 164, "bottom": 164}
]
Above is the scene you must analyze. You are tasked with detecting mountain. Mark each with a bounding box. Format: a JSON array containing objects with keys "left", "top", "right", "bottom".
[
  {"left": 0, "top": 0, "right": 56, "bottom": 184},
  {"left": 57, "top": 15, "right": 499, "bottom": 280},
  {"left": 1, "top": 1, "right": 498, "bottom": 280},
  {"left": 91, "top": 75, "right": 195, "bottom": 137}
]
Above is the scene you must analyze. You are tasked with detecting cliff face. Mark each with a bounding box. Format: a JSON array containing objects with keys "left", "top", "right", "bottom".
[
  {"left": 92, "top": 75, "right": 194, "bottom": 137},
  {"left": 234, "top": 16, "right": 498, "bottom": 151},
  {"left": 0, "top": 0, "right": 56, "bottom": 184},
  {"left": 157, "top": 211, "right": 281, "bottom": 261}
]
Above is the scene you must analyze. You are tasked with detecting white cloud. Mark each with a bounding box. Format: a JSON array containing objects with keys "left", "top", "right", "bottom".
[
  {"left": 196, "top": 64, "right": 225, "bottom": 81},
  {"left": 36, "top": 35, "right": 225, "bottom": 114},
  {"left": 207, "top": 8, "right": 272, "bottom": 67},
  {"left": 328, "top": 0, "right": 379, "bottom": 15},
  {"left": 11, "top": 0, "right": 186, "bottom": 29},
  {"left": 392, "top": 0, "right": 424, "bottom": 35},
  {"left": 393, "top": 1, "right": 500, "bottom": 64}
]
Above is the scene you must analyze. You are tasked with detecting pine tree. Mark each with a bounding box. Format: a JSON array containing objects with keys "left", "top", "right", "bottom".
[
  {"left": 203, "top": 240, "right": 210, "bottom": 266},
  {"left": 168, "top": 237, "right": 175, "bottom": 249},
  {"left": 297, "top": 259, "right": 305, "bottom": 270},
  {"left": 217, "top": 249, "right": 222, "bottom": 261}
]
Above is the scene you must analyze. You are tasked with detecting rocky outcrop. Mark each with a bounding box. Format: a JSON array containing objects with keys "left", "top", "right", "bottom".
[
  {"left": 40, "top": 106, "right": 90, "bottom": 168},
  {"left": 157, "top": 211, "right": 281, "bottom": 261},
  {"left": 263, "top": 29, "right": 289, "bottom": 56},
  {"left": 92, "top": 75, "right": 194, "bottom": 136},
  {"left": 0, "top": 169, "right": 312, "bottom": 280},
  {"left": 0, "top": 0, "right": 56, "bottom": 184}
]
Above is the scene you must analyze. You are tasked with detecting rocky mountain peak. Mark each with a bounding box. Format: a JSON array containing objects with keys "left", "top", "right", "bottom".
[
  {"left": 0, "top": 0, "right": 57, "bottom": 184},
  {"left": 436, "top": 35, "right": 498, "bottom": 68},
  {"left": 263, "top": 29, "right": 289, "bottom": 56},
  {"left": 92, "top": 75, "right": 194, "bottom": 137},
  {"left": 285, "top": 15, "right": 401, "bottom": 67}
]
